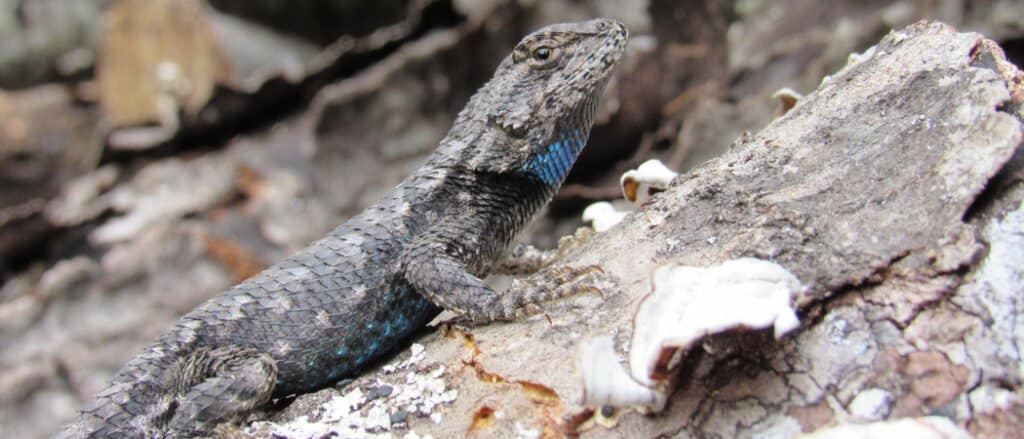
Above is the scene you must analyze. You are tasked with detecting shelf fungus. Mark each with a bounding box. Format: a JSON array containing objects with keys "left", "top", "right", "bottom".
[
  {"left": 580, "top": 258, "right": 802, "bottom": 412},
  {"left": 620, "top": 159, "right": 677, "bottom": 206},
  {"left": 582, "top": 159, "right": 678, "bottom": 232},
  {"left": 581, "top": 201, "right": 629, "bottom": 233},
  {"left": 772, "top": 87, "right": 803, "bottom": 117}
]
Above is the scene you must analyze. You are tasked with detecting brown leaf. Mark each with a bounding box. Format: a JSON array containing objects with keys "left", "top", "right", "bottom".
[{"left": 98, "top": 0, "right": 232, "bottom": 127}]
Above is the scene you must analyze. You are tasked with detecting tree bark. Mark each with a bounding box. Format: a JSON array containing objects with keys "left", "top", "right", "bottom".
[{"left": 252, "top": 21, "right": 1024, "bottom": 439}]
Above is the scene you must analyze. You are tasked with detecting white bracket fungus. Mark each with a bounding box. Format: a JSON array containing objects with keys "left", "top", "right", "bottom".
[
  {"left": 581, "top": 159, "right": 678, "bottom": 232},
  {"left": 581, "top": 201, "right": 629, "bottom": 233},
  {"left": 619, "top": 159, "right": 677, "bottom": 206},
  {"left": 580, "top": 258, "right": 802, "bottom": 411}
]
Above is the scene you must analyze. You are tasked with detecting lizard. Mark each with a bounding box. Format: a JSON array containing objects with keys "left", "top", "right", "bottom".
[{"left": 60, "top": 18, "right": 628, "bottom": 438}]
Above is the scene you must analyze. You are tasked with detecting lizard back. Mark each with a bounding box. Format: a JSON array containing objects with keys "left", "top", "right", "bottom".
[{"left": 63, "top": 18, "right": 628, "bottom": 438}]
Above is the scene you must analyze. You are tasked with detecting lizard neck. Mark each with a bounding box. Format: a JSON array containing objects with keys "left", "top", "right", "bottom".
[{"left": 419, "top": 166, "right": 555, "bottom": 274}]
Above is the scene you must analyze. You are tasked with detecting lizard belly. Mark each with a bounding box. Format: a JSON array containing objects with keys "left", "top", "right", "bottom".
[{"left": 271, "top": 280, "right": 440, "bottom": 395}]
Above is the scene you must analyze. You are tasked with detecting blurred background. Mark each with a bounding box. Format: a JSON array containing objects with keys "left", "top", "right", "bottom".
[{"left": 0, "top": 0, "right": 1021, "bottom": 436}]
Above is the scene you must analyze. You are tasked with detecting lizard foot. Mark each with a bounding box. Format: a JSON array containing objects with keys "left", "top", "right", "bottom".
[{"left": 505, "top": 264, "right": 607, "bottom": 319}]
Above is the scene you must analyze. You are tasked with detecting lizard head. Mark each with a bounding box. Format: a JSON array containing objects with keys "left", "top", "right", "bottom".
[{"left": 458, "top": 18, "right": 629, "bottom": 183}]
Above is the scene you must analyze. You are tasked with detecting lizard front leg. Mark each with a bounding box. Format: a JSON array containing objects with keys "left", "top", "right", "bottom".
[
  {"left": 491, "top": 243, "right": 556, "bottom": 275},
  {"left": 493, "top": 228, "right": 596, "bottom": 275},
  {"left": 400, "top": 232, "right": 602, "bottom": 323}
]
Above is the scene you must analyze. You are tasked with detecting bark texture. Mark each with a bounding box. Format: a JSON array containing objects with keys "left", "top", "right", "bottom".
[{"left": 257, "top": 21, "right": 1024, "bottom": 438}]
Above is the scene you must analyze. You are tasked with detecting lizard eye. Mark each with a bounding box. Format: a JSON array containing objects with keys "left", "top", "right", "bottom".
[{"left": 527, "top": 45, "right": 560, "bottom": 69}]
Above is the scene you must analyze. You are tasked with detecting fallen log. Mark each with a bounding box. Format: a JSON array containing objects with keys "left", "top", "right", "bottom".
[{"left": 251, "top": 21, "right": 1024, "bottom": 438}]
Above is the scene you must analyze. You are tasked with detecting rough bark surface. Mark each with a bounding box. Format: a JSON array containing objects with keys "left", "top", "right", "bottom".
[
  {"left": 5, "top": 2, "right": 1024, "bottom": 437},
  {"left": 258, "top": 21, "right": 1024, "bottom": 438}
]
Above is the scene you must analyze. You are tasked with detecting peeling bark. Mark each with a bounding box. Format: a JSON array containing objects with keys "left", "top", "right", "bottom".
[{"left": 260, "top": 21, "right": 1024, "bottom": 438}]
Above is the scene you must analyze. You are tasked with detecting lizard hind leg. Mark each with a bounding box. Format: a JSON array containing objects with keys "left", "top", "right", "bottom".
[{"left": 166, "top": 346, "right": 277, "bottom": 434}]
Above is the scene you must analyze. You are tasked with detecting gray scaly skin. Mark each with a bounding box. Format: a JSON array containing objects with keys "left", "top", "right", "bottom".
[{"left": 61, "top": 19, "right": 628, "bottom": 438}]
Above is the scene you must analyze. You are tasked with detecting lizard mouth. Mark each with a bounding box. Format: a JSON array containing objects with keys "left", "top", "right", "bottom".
[
  {"left": 586, "top": 19, "right": 629, "bottom": 63},
  {"left": 591, "top": 18, "right": 630, "bottom": 46},
  {"left": 569, "top": 18, "right": 630, "bottom": 81}
]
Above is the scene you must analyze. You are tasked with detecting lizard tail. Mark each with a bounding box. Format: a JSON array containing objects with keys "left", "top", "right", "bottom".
[{"left": 58, "top": 341, "right": 186, "bottom": 438}]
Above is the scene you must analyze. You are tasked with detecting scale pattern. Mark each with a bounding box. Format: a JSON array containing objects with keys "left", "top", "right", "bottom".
[{"left": 61, "top": 18, "right": 628, "bottom": 438}]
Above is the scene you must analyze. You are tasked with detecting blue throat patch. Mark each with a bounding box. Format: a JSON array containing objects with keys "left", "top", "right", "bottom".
[{"left": 522, "top": 131, "right": 586, "bottom": 184}]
